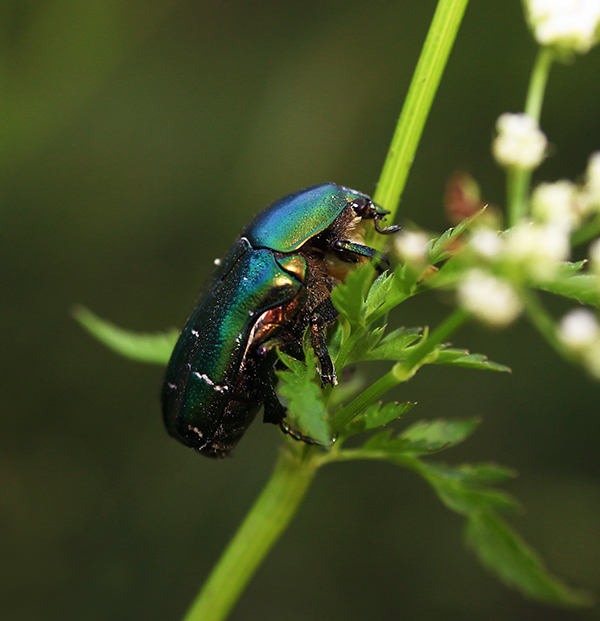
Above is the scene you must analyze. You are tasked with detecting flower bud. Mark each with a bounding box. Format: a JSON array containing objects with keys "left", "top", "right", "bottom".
[
  {"left": 524, "top": 0, "right": 600, "bottom": 54},
  {"left": 493, "top": 113, "right": 547, "bottom": 170},
  {"left": 457, "top": 269, "right": 522, "bottom": 327},
  {"left": 557, "top": 308, "right": 600, "bottom": 351},
  {"left": 531, "top": 180, "right": 578, "bottom": 231}
]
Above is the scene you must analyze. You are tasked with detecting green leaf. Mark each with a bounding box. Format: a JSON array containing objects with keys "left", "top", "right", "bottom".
[
  {"left": 537, "top": 273, "right": 600, "bottom": 307},
  {"left": 423, "top": 461, "right": 517, "bottom": 485},
  {"left": 435, "top": 347, "right": 512, "bottom": 372},
  {"left": 418, "top": 462, "right": 519, "bottom": 515},
  {"left": 400, "top": 417, "right": 480, "bottom": 452},
  {"left": 427, "top": 208, "right": 485, "bottom": 264},
  {"left": 276, "top": 349, "right": 332, "bottom": 446},
  {"left": 347, "top": 401, "right": 415, "bottom": 435},
  {"left": 73, "top": 305, "right": 177, "bottom": 365},
  {"left": 331, "top": 262, "right": 376, "bottom": 327},
  {"left": 344, "top": 326, "right": 386, "bottom": 364},
  {"left": 560, "top": 260, "right": 587, "bottom": 273},
  {"left": 351, "top": 327, "right": 422, "bottom": 363},
  {"left": 466, "top": 510, "right": 593, "bottom": 607},
  {"left": 364, "top": 267, "right": 412, "bottom": 322}
]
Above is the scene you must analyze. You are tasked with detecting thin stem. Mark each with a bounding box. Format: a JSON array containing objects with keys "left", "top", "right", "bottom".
[
  {"left": 373, "top": 0, "right": 470, "bottom": 231},
  {"left": 330, "top": 368, "right": 402, "bottom": 431},
  {"left": 521, "top": 289, "right": 568, "bottom": 359},
  {"left": 183, "top": 450, "right": 317, "bottom": 621},
  {"left": 400, "top": 307, "right": 469, "bottom": 371},
  {"left": 507, "top": 47, "right": 554, "bottom": 227},
  {"left": 524, "top": 47, "right": 554, "bottom": 121}
]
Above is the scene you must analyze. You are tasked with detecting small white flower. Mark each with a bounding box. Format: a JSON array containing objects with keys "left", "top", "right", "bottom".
[
  {"left": 557, "top": 308, "right": 600, "bottom": 351},
  {"left": 531, "top": 180, "right": 579, "bottom": 230},
  {"left": 493, "top": 113, "right": 547, "bottom": 170},
  {"left": 468, "top": 229, "right": 504, "bottom": 259},
  {"left": 525, "top": 0, "right": 600, "bottom": 54},
  {"left": 585, "top": 151, "right": 600, "bottom": 207},
  {"left": 457, "top": 269, "right": 523, "bottom": 327},
  {"left": 394, "top": 231, "right": 430, "bottom": 266},
  {"left": 504, "top": 222, "right": 570, "bottom": 280},
  {"left": 589, "top": 238, "right": 600, "bottom": 275}
]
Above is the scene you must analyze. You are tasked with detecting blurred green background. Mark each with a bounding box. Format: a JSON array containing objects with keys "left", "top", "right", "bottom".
[{"left": 2, "top": 1, "right": 600, "bottom": 620}]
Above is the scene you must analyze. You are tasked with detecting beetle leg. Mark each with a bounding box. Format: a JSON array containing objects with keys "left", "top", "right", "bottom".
[
  {"left": 331, "top": 238, "right": 390, "bottom": 266},
  {"left": 261, "top": 373, "right": 286, "bottom": 425},
  {"left": 310, "top": 304, "right": 338, "bottom": 386},
  {"left": 279, "top": 419, "right": 321, "bottom": 445}
]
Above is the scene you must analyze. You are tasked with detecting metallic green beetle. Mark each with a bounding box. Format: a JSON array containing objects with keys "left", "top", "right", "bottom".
[{"left": 162, "top": 183, "right": 399, "bottom": 458}]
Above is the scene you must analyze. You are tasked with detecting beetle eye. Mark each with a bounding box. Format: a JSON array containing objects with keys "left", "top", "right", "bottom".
[{"left": 350, "top": 198, "right": 368, "bottom": 210}]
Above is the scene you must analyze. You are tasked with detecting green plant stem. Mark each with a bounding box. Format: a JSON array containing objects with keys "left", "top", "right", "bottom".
[
  {"left": 373, "top": 0, "right": 470, "bottom": 229},
  {"left": 331, "top": 308, "right": 469, "bottom": 430},
  {"left": 183, "top": 450, "right": 317, "bottom": 621},
  {"left": 506, "top": 47, "right": 554, "bottom": 227},
  {"left": 520, "top": 289, "right": 568, "bottom": 358},
  {"left": 400, "top": 307, "right": 469, "bottom": 371}
]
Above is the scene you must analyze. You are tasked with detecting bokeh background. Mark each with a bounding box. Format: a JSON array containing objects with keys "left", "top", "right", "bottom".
[{"left": 2, "top": 1, "right": 600, "bottom": 620}]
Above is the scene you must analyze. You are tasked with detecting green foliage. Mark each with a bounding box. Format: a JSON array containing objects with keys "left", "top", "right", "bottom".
[
  {"left": 435, "top": 347, "right": 512, "bottom": 372},
  {"left": 538, "top": 273, "right": 600, "bottom": 307},
  {"left": 275, "top": 349, "right": 332, "bottom": 447},
  {"left": 466, "top": 511, "right": 593, "bottom": 607},
  {"left": 73, "top": 305, "right": 177, "bottom": 365},
  {"left": 345, "top": 401, "right": 415, "bottom": 435}
]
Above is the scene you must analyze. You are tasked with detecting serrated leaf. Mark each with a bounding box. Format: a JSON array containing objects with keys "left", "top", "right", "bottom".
[
  {"left": 435, "top": 348, "right": 512, "bottom": 372},
  {"left": 466, "top": 510, "right": 593, "bottom": 607},
  {"left": 331, "top": 262, "right": 376, "bottom": 326},
  {"left": 360, "top": 428, "right": 396, "bottom": 451},
  {"left": 538, "top": 274, "right": 600, "bottom": 307},
  {"left": 423, "top": 462, "right": 517, "bottom": 485},
  {"left": 276, "top": 349, "right": 332, "bottom": 446},
  {"left": 354, "top": 327, "right": 422, "bottom": 362},
  {"left": 365, "top": 269, "right": 411, "bottom": 321},
  {"left": 427, "top": 209, "right": 485, "bottom": 264},
  {"left": 400, "top": 418, "right": 480, "bottom": 452},
  {"left": 345, "top": 326, "right": 386, "bottom": 364},
  {"left": 73, "top": 305, "right": 178, "bottom": 365},
  {"left": 368, "top": 265, "right": 416, "bottom": 321},
  {"left": 347, "top": 401, "right": 415, "bottom": 435},
  {"left": 429, "top": 477, "right": 519, "bottom": 515}
]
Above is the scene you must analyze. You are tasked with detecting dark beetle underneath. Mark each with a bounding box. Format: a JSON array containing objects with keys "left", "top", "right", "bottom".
[{"left": 162, "top": 183, "right": 398, "bottom": 458}]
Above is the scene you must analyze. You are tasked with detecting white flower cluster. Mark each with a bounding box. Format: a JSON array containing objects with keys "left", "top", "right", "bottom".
[
  {"left": 493, "top": 113, "right": 547, "bottom": 170},
  {"left": 468, "top": 223, "right": 570, "bottom": 282},
  {"left": 393, "top": 230, "right": 431, "bottom": 267},
  {"left": 558, "top": 308, "right": 600, "bottom": 378},
  {"left": 505, "top": 222, "right": 570, "bottom": 280},
  {"left": 457, "top": 269, "right": 523, "bottom": 327},
  {"left": 527, "top": 152, "right": 600, "bottom": 232},
  {"left": 525, "top": 0, "right": 600, "bottom": 54}
]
